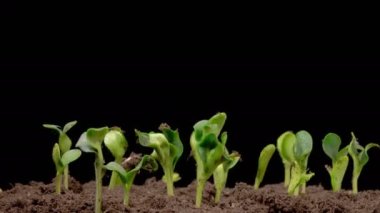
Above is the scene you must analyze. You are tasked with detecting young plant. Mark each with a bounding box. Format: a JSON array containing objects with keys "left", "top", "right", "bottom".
[
  {"left": 213, "top": 148, "right": 240, "bottom": 203},
  {"left": 348, "top": 132, "right": 379, "bottom": 194},
  {"left": 276, "top": 131, "right": 295, "bottom": 187},
  {"left": 254, "top": 144, "right": 276, "bottom": 189},
  {"left": 277, "top": 130, "right": 314, "bottom": 196},
  {"left": 190, "top": 112, "right": 238, "bottom": 207},
  {"left": 43, "top": 120, "right": 81, "bottom": 193},
  {"left": 104, "top": 127, "right": 128, "bottom": 189},
  {"left": 76, "top": 127, "right": 109, "bottom": 213},
  {"left": 135, "top": 123, "right": 183, "bottom": 197},
  {"left": 322, "top": 133, "right": 349, "bottom": 192},
  {"left": 104, "top": 154, "right": 158, "bottom": 206}
]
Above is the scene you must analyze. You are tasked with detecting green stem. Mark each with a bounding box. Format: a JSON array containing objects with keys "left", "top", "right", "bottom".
[
  {"left": 352, "top": 174, "right": 359, "bottom": 194},
  {"left": 55, "top": 172, "right": 62, "bottom": 194},
  {"left": 63, "top": 166, "right": 69, "bottom": 190},
  {"left": 253, "top": 177, "right": 260, "bottom": 190},
  {"left": 195, "top": 179, "right": 206, "bottom": 208},
  {"left": 301, "top": 183, "right": 306, "bottom": 194},
  {"left": 123, "top": 184, "right": 132, "bottom": 207},
  {"left": 95, "top": 152, "right": 105, "bottom": 213},
  {"left": 109, "top": 158, "right": 122, "bottom": 190},
  {"left": 214, "top": 188, "right": 221, "bottom": 203},
  {"left": 164, "top": 164, "right": 174, "bottom": 196},
  {"left": 284, "top": 163, "right": 291, "bottom": 187}
]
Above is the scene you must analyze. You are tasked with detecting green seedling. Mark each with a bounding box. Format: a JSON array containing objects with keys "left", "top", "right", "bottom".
[
  {"left": 43, "top": 121, "right": 81, "bottom": 193},
  {"left": 213, "top": 149, "right": 240, "bottom": 203},
  {"left": 322, "top": 133, "right": 349, "bottom": 192},
  {"left": 190, "top": 112, "right": 239, "bottom": 207},
  {"left": 348, "top": 132, "right": 379, "bottom": 194},
  {"left": 104, "top": 127, "right": 128, "bottom": 189},
  {"left": 76, "top": 127, "right": 109, "bottom": 213},
  {"left": 277, "top": 130, "right": 314, "bottom": 196},
  {"left": 104, "top": 154, "right": 158, "bottom": 206},
  {"left": 135, "top": 123, "right": 183, "bottom": 196},
  {"left": 254, "top": 144, "right": 276, "bottom": 189}
]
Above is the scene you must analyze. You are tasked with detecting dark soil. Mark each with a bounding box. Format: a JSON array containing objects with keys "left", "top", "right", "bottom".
[{"left": 1, "top": 177, "right": 380, "bottom": 213}]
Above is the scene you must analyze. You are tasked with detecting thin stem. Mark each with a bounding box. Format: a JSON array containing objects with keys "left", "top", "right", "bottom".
[
  {"left": 55, "top": 173, "right": 62, "bottom": 194},
  {"left": 214, "top": 188, "right": 221, "bottom": 203},
  {"left": 164, "top": 164, "right": 174, "bottom": 196},
  {"left": 95, "top": 151, "right": 105, "bottom": 213},
  {"left": 352, "top": 174, "right": 359, "bottom": 194},
  {"left": 253, "top": 177, "right": 260, "bottom": 190},
  {"left": 123, "top": 184, "right": 132, "bottom": 207},
  {"left": 195, "top": 179, "right": 206, "bottom": 208},
  {"left": 284, "top": 163, "right": 291, "bottom": 187},
  {"left": 109, "top": 158, "right": 122, "bottom": 190},
  {"left": 301, "top": 183, "right": 306, "bottom": 194},
  {"left": 63, "top": 166, "right": 69, "bottom": 190}
]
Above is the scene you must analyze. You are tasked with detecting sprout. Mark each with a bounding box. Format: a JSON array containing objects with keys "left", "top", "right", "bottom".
[
  {"left": 76, "top": 127, "right": 109, "bottom": 213},
  {"left": 254, "top": 144, "right": 276, "bottom": 190},
  {"left": 213, "top": 149, "right": 240, "bottom": 203},
  {"left": 135, "top": 123, "right": 183, "bottom": 197},
  {"left": 322, "top": 133, "right": 349, "bottom": 192},
  {"left": 277, "top": 130, "right": 314, "bottom": 196},
  {"left": 348, "top": 132, "right": 379, "bottom": 194},
  {"left": 104, "top": 127, "right": 128, "bottom": 189},
  {"left": 104, "top": 154, "right": 158, "bottom": 206},
  {"left": 190, "top": 112, "right": 239, "bottom": 207},
  {"left": 43, "top": 120, "right": 81, "bottom": 193}
]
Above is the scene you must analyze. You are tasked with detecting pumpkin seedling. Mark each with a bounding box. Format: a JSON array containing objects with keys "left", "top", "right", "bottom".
[
  {"left": 348, "top": 132, "right": 379, "bottom": 194},
  {"left": 43, "top": 121, "right": 81, "bottom": 194},
  {"left": 190, "top": 112, "right": 239, "bottom": 207},
  {"left": 277, "top": 130, "right": 314, "bottom": 196},
  {"left": 76, "top": 127, "right": 109, "bottom": 213},
  {"left": 135, "top": 123, "right": 183, "bottom": 197},
  {"left": 104, "top": 127, "right": 128, "bottom": 189},
  {"left": 322, "top": 133, "right": 349, "bottom": 192},
  {"left": 254, "top": 144, "right": 276, "bottom": 189},
  {"left": 104, "top": 153, "right": 158, "bottom": 206}
]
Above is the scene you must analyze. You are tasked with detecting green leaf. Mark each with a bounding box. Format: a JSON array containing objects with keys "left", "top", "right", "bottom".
[
  {"left": 60, "top": 149, "right": 82, "bottom": 166},
  {"left": 87, "top": 127, "right": 109, "bottom": 144},
  {"left": 59, "top": 134, "right": 72, "bottom": 154},
  {"left": 75, "top": 132, "right": 97, "bottom": 153},
  {"left": 52, "top": 143, "right": 62, "bottom": 170},
  {"left": 62, "top": 120, "right": 77, "bottom": 133},
  {"left": 104, "top": 162, "right": 128, "bottom": 182},
  {"left": 136, "top": 130, "right": 166, "bottom": 149},
  {"left": 43, "top": 124, "right": 62, "bottom": 133},
  {"left": 254, "top": 144, "right": 275, "bottom": 189},
  {"left": 160, "top": 127, "right": 183, "bottom": 167},
  {"left": 322, "top": 133, "right": 341, "bottom": 161},
  {"left": 358, "top": 143, "right": 380, "bottom": 167},
  {"left": 277, "top": 131, "right": 296, "bottom": 162},
  {"left": 104, "top": 130, "right": 128, "bottom": 159},
  {"left": 207, "top": 112, "right": 227, "bottom": 136},
  {"left": 294, "top": 130, "right": 313, "bottom": 161}
]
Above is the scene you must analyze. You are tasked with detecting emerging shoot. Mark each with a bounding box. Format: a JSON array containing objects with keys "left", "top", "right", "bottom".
[
  {"left": 348, "top": 132, "right": 379, "bottom": 194},
  {"left": 135, "top": 123, "right": 183, "bottom": 197},
  {"left": 254, "top": 144, "right": 276, "bottom": 189},
  {"left": 213, "top": 149, "right": 240, "bottom": 203},
  {"left": 104, "top": 154, "right": 158, "bottom": 206},
  {"left": 322, "top": 133, "right": 349, "bottom": 192},
  {"left": 104, "top": 127, "right": 128, "bottom": 189},
  {"left": 190, "top": 112, "right": 239, "bottom": 207},
  {"left": 76, "top": 127, "right": 109, "bottom": 213},
  {"left": 43, "top": 120, "right": 81, "bottom": 193}
]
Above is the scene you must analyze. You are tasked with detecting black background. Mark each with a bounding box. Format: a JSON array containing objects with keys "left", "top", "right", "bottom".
[{"left": 1, "top": 11, "right": 380, "bottom": 192}]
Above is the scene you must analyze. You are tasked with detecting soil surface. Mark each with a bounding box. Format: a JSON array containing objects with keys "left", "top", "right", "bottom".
[{"left": 1, "top": 177, "right": 380, "bottom": 213}]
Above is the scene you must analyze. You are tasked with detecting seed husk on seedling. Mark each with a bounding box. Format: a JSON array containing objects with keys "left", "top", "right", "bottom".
[
  {"left": 43, "top": 121, "right": 82, "bottom": 194},
  {"left": 104, "top": 127, "right": 128, "bottom": 189},
  {"left": 277, "top": 130, "right": 314, "bottom": 196},
  {"left": 135, "top": 123, "right": 183, "bottom": 197},
  {"left": 76, "top": 126, "right": 109, "bottom": 213},
  {"left": 104, "top": 153, "right": 158, "bottom": 206},
  {"left": 322, "top": 133, "right": 349, "bottom": 192},
  {"left": 190, "top": 112, "right": 239, "bottom": 207},
  {"left": 254, "top": 144, "right": 276, "bottom": 189},
  {"left": 348, "top": 132, "right": 379, "bottom": 194}
]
